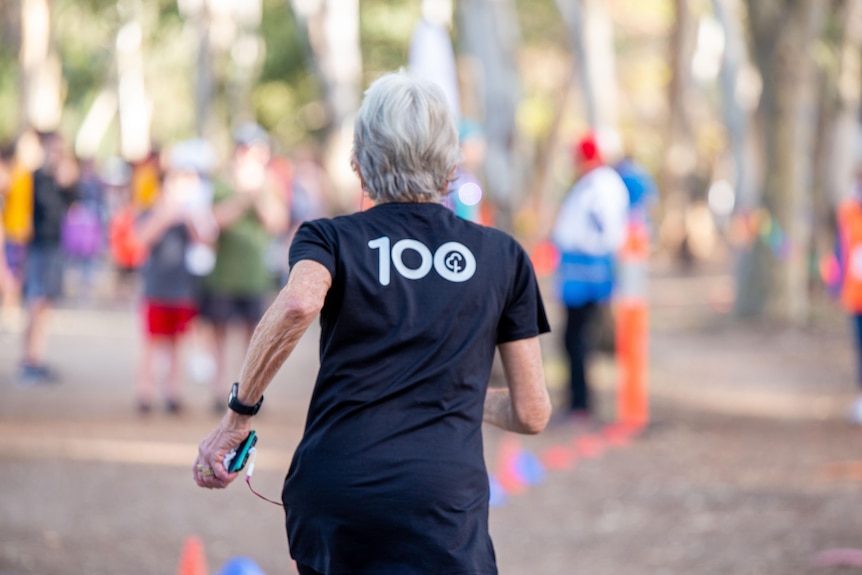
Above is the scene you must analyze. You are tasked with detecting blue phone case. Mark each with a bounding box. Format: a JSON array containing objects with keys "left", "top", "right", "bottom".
[{"left": 228, "top": 430, "right": 258, "bottom": 473}]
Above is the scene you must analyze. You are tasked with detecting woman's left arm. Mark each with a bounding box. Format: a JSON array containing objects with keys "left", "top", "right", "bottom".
[{"left": 484, "top": 337, "right": 551, "bottom": 435}]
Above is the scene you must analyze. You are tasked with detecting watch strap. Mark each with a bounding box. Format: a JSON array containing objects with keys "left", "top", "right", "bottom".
[{"left": 228, "top": 382, "right": 263, "bottom": 416}]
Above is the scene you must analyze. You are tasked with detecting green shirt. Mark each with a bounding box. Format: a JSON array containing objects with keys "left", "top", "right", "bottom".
[{"left": 204, "top": 180, "right": 273, "bottom": 296}]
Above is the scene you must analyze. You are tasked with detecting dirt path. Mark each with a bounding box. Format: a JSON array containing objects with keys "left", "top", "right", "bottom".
[{"left": 2, "top": 266, "right": 862, "bottom": 574}]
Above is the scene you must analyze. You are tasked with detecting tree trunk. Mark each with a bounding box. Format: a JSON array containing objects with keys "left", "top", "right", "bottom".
[
  {"left": 116, "top": 17, "right": 152, "bottom": 162},
  {"left": 456, "top": 0, "right": 522, "bottom": 231},
  {"left": 20, "top": 0, "right": 62, "bottom": 132},
  {"left": 554, "top": 0, "right": 593, "bottom": 126},
  {"left": 2, "top": 0, "right": 23, "bottom": 135},
  {"left": 193, "top": 11, "right": 213, "bottom": 138},
  {"left": 658, "top": 0, "right": 698, "bottom": 264},
  {"left": 711, "top": 0, "right": 756, "bottom": 211},
  {"left": 737, "top": 0, "right": 827, "bottom": 322},
  {"left": 553, "top": 0, "right": 618, "bottom": 133},
  {"left": 290, "top": 0, "right": 361, "bottom": 213}
]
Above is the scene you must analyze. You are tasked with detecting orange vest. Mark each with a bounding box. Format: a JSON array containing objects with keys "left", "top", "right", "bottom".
[{"left": 838, "top": 199, "right": 862, "bottom": 311}]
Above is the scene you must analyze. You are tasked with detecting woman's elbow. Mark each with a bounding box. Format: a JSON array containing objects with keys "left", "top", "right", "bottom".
[
  {"left": 282, "top": 296, "right": 321, "bottom": 324},
  {"left": 518, "top": 395, "right": 552, "bottom": 435}
]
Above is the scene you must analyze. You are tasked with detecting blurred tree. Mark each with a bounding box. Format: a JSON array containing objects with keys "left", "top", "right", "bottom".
[
  {"left": 20, "top": 0, "right": 63, "bottom": 132},
  {"left": 711, "top": 0, "right": 755, "bottom": 212},
  {"left": 0, "top": 0, "right": 23, "bottom": 140},
  {"left": 359, "top": 0, "right": 420, "bottom": 83},
  {"left": 736, "top": 0, "right": 827, "bottom": 322},
  {"left": 554, "top": 0, "right": 619, "bottom": 132},
  {"left": 254, "top": 0, "right": 315, "bottom": 147},
  {"left": 658, "top": 0, "right": 698, "bottom": 264},
  {"left": 456, "top": 0, "right": 522, "bottom": 230},
  {"left": 288, "top": 0, "right": 361, "bottom": 212}
]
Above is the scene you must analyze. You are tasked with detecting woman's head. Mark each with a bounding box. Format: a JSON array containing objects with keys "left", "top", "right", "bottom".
[{"left": 353, "top": 72, "right": 461, "bottom": 204}]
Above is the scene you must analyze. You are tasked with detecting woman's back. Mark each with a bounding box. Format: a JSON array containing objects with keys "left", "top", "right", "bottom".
[{"left": 283, "top": 202, "right": 546, "bottom": 574}]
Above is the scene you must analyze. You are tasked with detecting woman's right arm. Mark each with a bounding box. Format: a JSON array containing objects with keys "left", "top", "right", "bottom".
[
  {"left": 194, "top": 259, "right": 332, "bottom": 488},
  {"left": 484, "top": 337, "right": 552, "bottom": 435},
  {"left": 233, "top": 259, "right": 331, "bottom": 405}
]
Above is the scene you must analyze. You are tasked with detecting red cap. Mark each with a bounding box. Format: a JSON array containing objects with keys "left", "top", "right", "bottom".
[{"left": 573, "top": 133, "right": 603, "bottom": 167}]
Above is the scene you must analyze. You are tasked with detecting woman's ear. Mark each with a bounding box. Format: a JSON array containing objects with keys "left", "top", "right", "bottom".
[
  {"left": 350, "top": 157, "right": 367, "bottom": 191},
  {"left": 441, "top": 167, "right": 457, "bottom": 195}
]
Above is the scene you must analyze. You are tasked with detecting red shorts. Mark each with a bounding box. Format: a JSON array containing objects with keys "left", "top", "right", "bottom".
[{"left": 144, "top": 301, "right": 197, "bottom": 337}]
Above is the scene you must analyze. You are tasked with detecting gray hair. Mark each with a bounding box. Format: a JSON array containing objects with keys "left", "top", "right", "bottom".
[{"left": 353, "top": 72, "right": 462, "bottom": 204}]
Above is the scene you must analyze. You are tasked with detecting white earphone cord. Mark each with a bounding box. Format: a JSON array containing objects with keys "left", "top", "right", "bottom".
[{"left": 244, "top": 448, "right": 283, "bottom": 507}]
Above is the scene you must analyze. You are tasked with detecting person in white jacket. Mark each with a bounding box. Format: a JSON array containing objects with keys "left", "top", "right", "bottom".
[{"left": 552, "top": 133, "right": 629, "bottom": 419}]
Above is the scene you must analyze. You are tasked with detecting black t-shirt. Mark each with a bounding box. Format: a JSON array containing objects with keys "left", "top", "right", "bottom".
[
  {"left": 31, "top": 168, "right": 77, "bottom": 246},
  {"left": 283, "top": 202, "right": 550, "bottom": 575}
]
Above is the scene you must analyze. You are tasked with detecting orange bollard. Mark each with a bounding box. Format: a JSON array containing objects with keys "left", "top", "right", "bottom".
[
  {"left": 615, "top": 219, "right": 650, "bottom": 430},
  {"left": 616, "top": 302, "right": 648, "bottom": 428},
  {"left": 177, "top": 536, "right": 209, "bottom": 575}
]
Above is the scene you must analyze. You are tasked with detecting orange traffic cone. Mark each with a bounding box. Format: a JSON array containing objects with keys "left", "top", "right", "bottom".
[{"left": 177, "top": 536, "right": 209, "bottom": 575}]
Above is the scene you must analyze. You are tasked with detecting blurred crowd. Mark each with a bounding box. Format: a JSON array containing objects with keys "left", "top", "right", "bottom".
[
  {"left": 0, "top": 126, "right": 331, "bottom": 413},
  {"left": 0, "top": 119, "right": 665, "bottom": 422}
]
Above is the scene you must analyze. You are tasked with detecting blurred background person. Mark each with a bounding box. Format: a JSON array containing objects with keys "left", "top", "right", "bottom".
[
  {"left": 0, "top": 136, "right": 38, "bottom": 330},
  {"left": 18, "top": 131, "right": 79, "bottom": 384},
  {"left": 61, "top": 157, "right": 105, "bottom": 304},
  {"left": 615, "top": 151, "right": 657, "bottom": 230},
  {"left": 286, "top": 143, "right": 330, "bottom": 236},
  {"left": 551, "top": 132, "right": 629, "bottom": 422},
  {"left": 828, "top": 163, "right": 862, "bottom": 424},
  {"left": 197, "top": 123, "right": 288, "bottom": 412},
  {"left": 131, "top": 149, "right": 161, "bottom": 212},
  {"left": 0, "top": 143, "right": 14, "bottom": 321},
  {"left": 107, "top": 157, "right": 148, "bottom": 304},
  {"left": 267, "top": 143, "right": 331, "bottom": 286},
  {"left": 135, "top": 140, "right": 217, "bottom": 414}
]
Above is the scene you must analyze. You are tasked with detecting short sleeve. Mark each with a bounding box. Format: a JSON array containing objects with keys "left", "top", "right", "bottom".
[
  {"left": 289, "top": 219, "right": 338, "bottom": 278},
  {"left": 496, "top": 245, "right": 551, "bottom": 344}
]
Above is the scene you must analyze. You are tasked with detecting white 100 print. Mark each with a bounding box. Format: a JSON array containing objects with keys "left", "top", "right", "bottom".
[{"left": 368, "top": 237, "right": 477, "bottom": 285}]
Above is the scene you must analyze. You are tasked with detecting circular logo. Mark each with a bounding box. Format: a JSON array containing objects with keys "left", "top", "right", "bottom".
[{"left": 433, "top": 242, "right": 476, "bottom": 282}]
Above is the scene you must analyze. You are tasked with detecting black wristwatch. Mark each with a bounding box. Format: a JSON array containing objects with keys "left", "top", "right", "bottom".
[{"left": 227, "top": 382, "right": 263, "bottom": 416}]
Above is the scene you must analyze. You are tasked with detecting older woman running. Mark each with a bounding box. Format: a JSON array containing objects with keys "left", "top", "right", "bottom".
[{"left": 193, "top": 71, "right": 552, "bottom": 575}]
